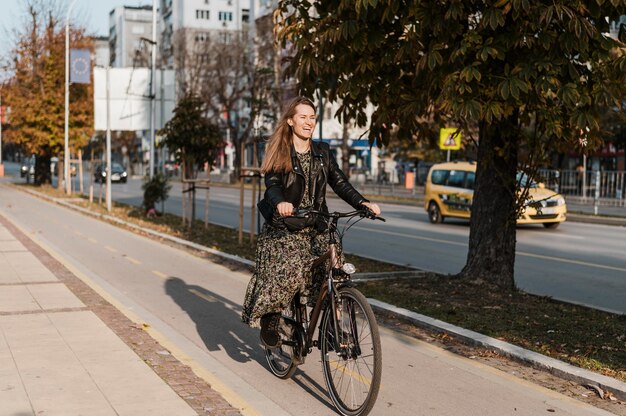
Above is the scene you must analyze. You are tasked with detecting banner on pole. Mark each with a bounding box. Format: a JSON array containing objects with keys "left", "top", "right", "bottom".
[
  {"left": 70, "top": 49, "right": 91, "bottom": 84},
  {"left": 439, "top": 128, "right": 462, "bottom": 150}
]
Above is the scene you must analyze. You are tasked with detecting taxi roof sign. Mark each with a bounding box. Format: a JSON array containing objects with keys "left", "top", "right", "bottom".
[{"left": 439, "top": 128, "right": 462, "bottom": 150}]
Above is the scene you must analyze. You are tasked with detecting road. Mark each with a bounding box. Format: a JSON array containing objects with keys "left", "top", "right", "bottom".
[
  {"left": 51, "top": 173, "right": 626, "bottom": 315},
  {"left": 0, "top": 184, "right": 615, "bottom": 416}
]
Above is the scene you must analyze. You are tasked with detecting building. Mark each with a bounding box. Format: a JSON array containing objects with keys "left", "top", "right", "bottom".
[
  {"left": 93, "top": 36, "right": 111, "bottom": 68},
  {"left": 109, "top": 5, "right": 154, "bottom": 68},
  {"left": 160, "top": 0, "right": 250, "bottom": 69}
]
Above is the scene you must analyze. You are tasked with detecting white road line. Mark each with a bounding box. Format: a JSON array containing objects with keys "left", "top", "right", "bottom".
[
  {"left": 124, "top": 256, "right": 141, "bottom": 265},
  {"left": 152, "top": 270, "right": 168, "bottom": 279},
  {"left": 354, "top": 225, "right": 625, "bottom": 272}
]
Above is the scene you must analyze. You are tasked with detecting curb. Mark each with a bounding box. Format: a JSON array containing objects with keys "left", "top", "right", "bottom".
[
  {"left": 13, "top": 185, "right": 626, "bottom": 402},
  {"left": 368, "top": 299, "right": 626, "bottom": 402},
  {"left": 567, "top": 213, "right": 626, "bottom": 227}
]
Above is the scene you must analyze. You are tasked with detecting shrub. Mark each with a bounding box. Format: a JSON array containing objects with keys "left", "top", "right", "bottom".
[{"left": 142, "top": 173, "right": 171, "bottom": 213}]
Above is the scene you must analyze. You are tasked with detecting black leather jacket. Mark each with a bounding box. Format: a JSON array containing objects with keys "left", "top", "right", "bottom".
[{"left": 264, "top": 141, "right": 368, "bottom": 215}]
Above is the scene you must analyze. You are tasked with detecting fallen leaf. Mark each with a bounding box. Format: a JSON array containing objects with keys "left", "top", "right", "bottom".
[{"left": 583, "top": 384, "right": 605, "bottom": 399}]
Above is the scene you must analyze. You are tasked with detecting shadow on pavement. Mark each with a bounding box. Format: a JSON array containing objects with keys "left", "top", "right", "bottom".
[
  {"left": 165, "top": 276, "right": 260, "bottom": 364},
  {"left": 164, "top": 277, "right": 338, "bottom": 412}
]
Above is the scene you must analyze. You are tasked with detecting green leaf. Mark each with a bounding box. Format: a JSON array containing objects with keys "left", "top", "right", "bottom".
[{"left": 499, "top": 80, "right": 511, "bottom": 100}]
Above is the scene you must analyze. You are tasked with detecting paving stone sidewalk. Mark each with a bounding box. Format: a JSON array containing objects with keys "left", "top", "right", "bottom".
[{"left": 0, "top": 214, "right": 242, "bottom": 416}]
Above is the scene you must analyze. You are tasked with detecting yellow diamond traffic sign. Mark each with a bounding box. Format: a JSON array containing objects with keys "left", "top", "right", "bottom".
[{"left": 439, "top": 128, "right": 462, "bottom": 150}]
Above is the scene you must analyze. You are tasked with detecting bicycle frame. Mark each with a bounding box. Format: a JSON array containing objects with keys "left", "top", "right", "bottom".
[
  {"left": 292, "top": 211, "right": 359, "bottom": 358},
  {"left": 266, "top": 208, "right": 384, "bottom": 415}
]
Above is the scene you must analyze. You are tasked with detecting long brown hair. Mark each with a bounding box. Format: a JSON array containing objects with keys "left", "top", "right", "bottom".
[{"left": 261, "top": 96, "right": 316, "bottom": 173}]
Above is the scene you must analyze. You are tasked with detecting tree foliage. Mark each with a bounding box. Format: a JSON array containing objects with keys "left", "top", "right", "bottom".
[
  {"left": 276, "top": 0, "right": 626, "bottom": 289},
  {"left": 2, "top": 0, "right": 93, "bottom": 184},
  {"left": 142, "top": 173, "right": 171, "bottom": 213},
  {"left": 159, "top": 93, "right": 221, "bottom": 179}
]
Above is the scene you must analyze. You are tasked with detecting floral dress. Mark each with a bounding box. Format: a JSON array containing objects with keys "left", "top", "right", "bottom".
[{"left": 242, "top": 151, "right": 337, "bottom": 328}]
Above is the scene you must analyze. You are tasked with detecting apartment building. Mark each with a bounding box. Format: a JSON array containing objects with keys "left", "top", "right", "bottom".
[
  {"left": 109, "top": 5, "right": 154, "bottom": 68},
  {"left": 160, "top": 0, "right": 250, "bottom": 68}
]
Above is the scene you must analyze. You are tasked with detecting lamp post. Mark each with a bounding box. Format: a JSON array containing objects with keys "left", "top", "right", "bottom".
[
  {"left": 149, "top": 0, "right": 157, "bottom": 178},
  {"left": 64, "top": 0, "right": 79, "bottom": 194}
]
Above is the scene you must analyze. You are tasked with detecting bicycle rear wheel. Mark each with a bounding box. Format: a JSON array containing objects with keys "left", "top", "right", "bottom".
[
  {"left": 265, "top": 302, "right": 299, "bottom": 379},
  {"left": 320, "top": 287, "right": 382, "bottom": 416}
]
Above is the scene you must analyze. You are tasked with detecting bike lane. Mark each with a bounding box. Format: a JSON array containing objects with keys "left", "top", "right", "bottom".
[{"left": 0, "top": 184, "right": 617, "bottom": 416}]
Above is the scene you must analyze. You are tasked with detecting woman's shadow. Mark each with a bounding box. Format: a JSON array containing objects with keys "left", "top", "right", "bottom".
[
  {"left": 164, "top": 277, "right": 337, "bottom": 411},
  {"left": 164, "top": 276, "right": 262, "bottom": 363}
]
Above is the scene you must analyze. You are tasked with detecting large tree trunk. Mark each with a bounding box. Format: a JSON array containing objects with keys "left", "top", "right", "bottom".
[
  {"left": 34, "top": 155, "right": 52, "bottom": 185},
  {"left": 458, "top": 116, "right": 519, "bottom": 291}
]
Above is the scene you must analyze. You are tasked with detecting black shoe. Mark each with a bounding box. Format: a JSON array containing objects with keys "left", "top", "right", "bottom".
[{"left": 260, "top": 313, "right": 281, "bottom": 348}]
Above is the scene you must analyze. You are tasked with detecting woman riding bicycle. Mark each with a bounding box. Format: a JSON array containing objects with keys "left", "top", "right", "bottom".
[{"left": 242, "top": 96, "right": 381, "bottom": 348}]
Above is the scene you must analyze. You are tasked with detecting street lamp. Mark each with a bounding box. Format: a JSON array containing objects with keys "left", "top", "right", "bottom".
[{"left": 64, "top": 0, "right": 78, "bottom": 194}]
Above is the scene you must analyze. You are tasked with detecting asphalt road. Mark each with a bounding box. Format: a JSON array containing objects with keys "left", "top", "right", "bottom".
[
  {"left": 3, "top": 164, "right": 625, "bottom": 314},
  {"left": 54, "top": 174, "right": 626, "bottom": 315},
  {"left": 0, "top": 184, "right": 614, "bottom": 416}
]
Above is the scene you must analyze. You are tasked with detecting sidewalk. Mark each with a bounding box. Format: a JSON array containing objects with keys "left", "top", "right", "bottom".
[{"left": 0, "top": 214, "right": 241, "bottom": 416}]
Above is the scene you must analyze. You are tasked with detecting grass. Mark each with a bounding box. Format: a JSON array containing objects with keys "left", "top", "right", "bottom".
[
  {"left": 18, "top": 183, "right": 626, "bottom": 382},
  {"left": 359, "top": 274, "right": 626, "bottom": 382}
]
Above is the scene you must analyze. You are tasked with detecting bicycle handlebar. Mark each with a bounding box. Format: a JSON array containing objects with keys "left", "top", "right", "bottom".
[{"left": 292, "top": 207, "right": 386, "bottom": 222}]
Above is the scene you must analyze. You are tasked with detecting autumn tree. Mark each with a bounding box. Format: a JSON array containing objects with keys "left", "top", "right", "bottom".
[
  {"left": 276, "top": 0, "right": 626, "bottom": 290},
  {"left": 3, "top": 0, "right": 93, "bottom": 184},
  {"left": 159, "top": 93, "right": 221, "bottom": 179}
]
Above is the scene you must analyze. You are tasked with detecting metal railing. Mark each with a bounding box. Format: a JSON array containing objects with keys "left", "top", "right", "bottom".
[{"left": 537, "top": 169, "right": 626, "bottom": 207}]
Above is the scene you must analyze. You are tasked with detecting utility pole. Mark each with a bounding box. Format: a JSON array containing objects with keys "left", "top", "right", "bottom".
[
  {"left": 64, "top": 0, "right": 79, "bottom": 194},
  {"left": 149, "top": 0, "right": 157, "bottom": 178},
  {"left": 106, "top": 66, "right": 112, "bottom": 212}
]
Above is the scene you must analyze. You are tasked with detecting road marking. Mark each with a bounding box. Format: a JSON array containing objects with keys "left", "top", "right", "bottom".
[
  {"left": 152, "top": 270, "right": 168, "bottom": 279},
  {"left": 356, "top": 226, "right": 626, "bottom": 272},
  {"left": 104, "top": 245, "right": 117, "bottom": 253},
  {"left": 73, "top": 230, "right": 83, "bottom": 236},
  {"left": 326, "top": 357, "right": 374, "bottom": 387},
  {"left": 354, "top": 225, "right": 467, "bottom": 247},
  {"left": 87, "top": 237, "right": 98, "bottom": 244},
  {"left": 124, "top": 255, "right": 141, "bottom": 265},
  {"left": 189, "top": 288, "right": 217, "bottom": 302},
  {"left": 516, "top": 251, "right": 626, "bottom": 273}
]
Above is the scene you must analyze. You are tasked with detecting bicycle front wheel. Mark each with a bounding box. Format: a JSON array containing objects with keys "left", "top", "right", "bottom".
[{"left": 320, "top": 287, "right": 382, "bottom": 416}]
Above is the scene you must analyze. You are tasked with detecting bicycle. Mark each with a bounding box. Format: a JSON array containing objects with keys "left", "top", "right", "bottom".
[{"left": 264, "top": 208, "right": 385, "bottom": 416}]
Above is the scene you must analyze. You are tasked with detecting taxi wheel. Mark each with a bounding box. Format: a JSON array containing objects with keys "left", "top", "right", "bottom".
[
  {"left": 543, "top": 222, "right": 560, "bottom": 229},
  {"left": 428, "top": 202, "right": 444, "bottom": 224}
]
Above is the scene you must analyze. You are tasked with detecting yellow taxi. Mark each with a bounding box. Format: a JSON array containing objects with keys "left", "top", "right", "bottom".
[{"left": 424, "top": 161, "right": 567, "bottom": 228}]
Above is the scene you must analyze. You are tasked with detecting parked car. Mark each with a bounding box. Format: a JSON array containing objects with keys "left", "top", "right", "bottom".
[
  {"left": 424, "top": 161, "right": 567, "bottom": 229},
  {"left": 94, "top": 162, "right": 128, "bottom": 183}
]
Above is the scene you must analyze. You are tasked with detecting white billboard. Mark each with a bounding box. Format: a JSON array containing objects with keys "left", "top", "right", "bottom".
[{"left": 94, "top": 67, "right": 176, "bottom": 131}]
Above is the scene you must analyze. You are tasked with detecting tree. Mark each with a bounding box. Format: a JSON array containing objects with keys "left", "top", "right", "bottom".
[
  {"left": 276, "top": 0, "right": 626, "bottom": 290},
  {"left": 171, "top": 30, "right": 249, "bottom": 176},
  {"left": 171, "top": 26, "right": 282, "bottom": 179},
  {"left": 159, "top": 93, "right": 221, "bottom": 179},
  {"left": 3, "top": 0, "right": 93, "bottom": 184}
]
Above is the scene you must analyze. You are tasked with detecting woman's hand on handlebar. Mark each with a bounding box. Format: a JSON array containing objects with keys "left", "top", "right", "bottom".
[
  {"left": 361, "top": 202, "right": 381, "bottom": 216},
  {"left": 277, "top": 202, "right": 294, "bottom": 217}
]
